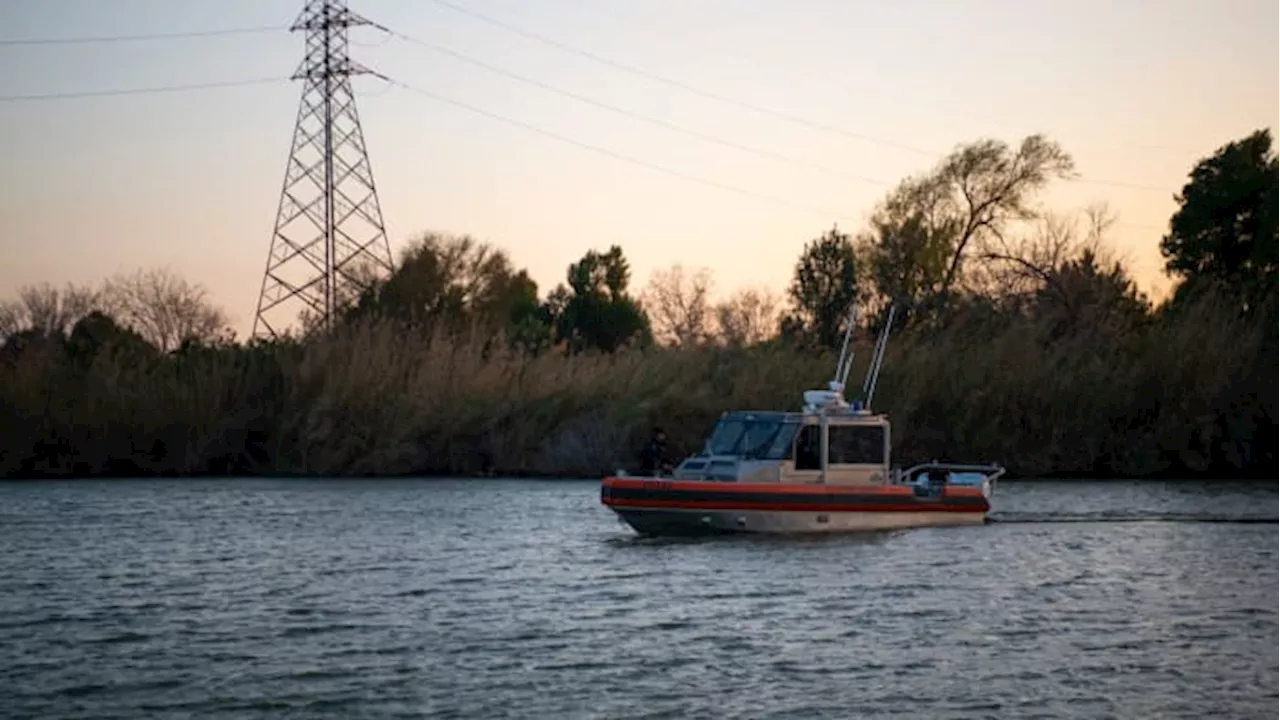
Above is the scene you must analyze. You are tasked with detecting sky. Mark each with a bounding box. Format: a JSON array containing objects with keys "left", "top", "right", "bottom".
[{"left": 1, "top": 0, "right": 1276, "bottom": 339}]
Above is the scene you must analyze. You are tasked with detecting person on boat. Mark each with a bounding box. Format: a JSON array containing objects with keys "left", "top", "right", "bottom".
[{"left": 639, "top": 426, "right": 673, "bottom": 477}]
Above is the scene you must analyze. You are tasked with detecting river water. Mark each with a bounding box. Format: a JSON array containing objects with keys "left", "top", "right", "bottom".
[{"left": 0, "top": 479, "right": 1275, "bottom": 719}]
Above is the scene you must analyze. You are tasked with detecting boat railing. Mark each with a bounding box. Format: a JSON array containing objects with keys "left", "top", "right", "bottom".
[{"left": 896, "top": 461, "right": 1006, "bottom": 484}]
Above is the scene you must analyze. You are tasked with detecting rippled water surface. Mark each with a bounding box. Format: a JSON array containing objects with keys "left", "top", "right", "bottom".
[{"left": 1, "top": 479, "right": 1276, "bottom": 719}]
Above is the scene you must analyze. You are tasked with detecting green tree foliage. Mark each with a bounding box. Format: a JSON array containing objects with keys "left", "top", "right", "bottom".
[
  {"left": 64, "top": 311, "right": 158, "bottom": 366},
  {"left": 549, "top": 245, "right": 650, "bottom": 354},
  {"left": 1031, "top": 248, "right": 1151, "bottom": 340},
  {"left": 937, "top": 135, "right": 1076, "bottom": 299},
  {"left": 781, "top": 226, "right": 861, "bottom": 349},
  {"left": 347, "top": 233, "right": 546, "bottom": 345},
  {"left": 859, "top": 175, "right": 959, "bottom": 321},
  {"left": 1160, "top": 128, "right": 1278, "bottom": 316},
  {"left": 858, "top": 135, "right": 1076, "bottom": 324}
]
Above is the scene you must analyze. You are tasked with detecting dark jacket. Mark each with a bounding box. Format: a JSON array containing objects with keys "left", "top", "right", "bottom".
[{"left": 639, "top": 436, "right": 668, "bottom": 475}]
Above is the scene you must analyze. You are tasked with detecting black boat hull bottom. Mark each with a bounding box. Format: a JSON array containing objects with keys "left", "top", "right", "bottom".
[{"left": 610, "top": 506, "right": 987, "bottom": 536}]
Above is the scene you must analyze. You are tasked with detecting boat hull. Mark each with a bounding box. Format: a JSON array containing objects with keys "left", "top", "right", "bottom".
[{"left": 600, "top": 477, "right": 990, "bottom": 536}]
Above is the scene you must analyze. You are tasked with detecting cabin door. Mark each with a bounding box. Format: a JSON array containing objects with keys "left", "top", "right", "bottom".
[{"left": 784, "top": 424, "right": 824, "bottom": 484}]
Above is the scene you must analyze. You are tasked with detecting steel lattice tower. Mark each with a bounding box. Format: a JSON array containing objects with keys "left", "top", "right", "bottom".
[{"left": 252, "top": 0, "right": 393, "bottom": 339}]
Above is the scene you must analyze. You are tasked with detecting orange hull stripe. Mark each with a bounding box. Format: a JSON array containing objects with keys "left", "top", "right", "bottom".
[
  {"left": 603, "top": 497, "right": 988, "bottom": 513},
  {"left": 601, "top": 477, "right": 986, "bottom": 499}
]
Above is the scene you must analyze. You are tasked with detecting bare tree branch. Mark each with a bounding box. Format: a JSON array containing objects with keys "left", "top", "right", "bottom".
[
  {"left": 971, "top": 202, "right": 1132, "bottom": 313},
  {"left": 101, "top": 268, "right": 232, "bottom": 351},
  {"left": 0, "top": 281, "right": 102, "bottom": 341},
  {"left": 641, "top": 265, "right": 714, "bottom": 347},
  {"left": 713, "top": 286, "right": 781, "bottom": 347},
  {"left": 937, "top": 135, "right": 1076, "bottom": 301}
]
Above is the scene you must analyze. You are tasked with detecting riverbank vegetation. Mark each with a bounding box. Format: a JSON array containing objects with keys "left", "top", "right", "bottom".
[{"left": 1, "top": 130, "right": 1275, "bottom": 479}]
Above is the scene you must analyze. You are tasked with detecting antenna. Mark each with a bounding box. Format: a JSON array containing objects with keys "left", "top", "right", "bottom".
[
  {"left": 802, "top": 302, "right": 898, "bottom": 414},
  {"left": 252, "top": 0, "right": 395, "bottom": 339},
  {"left": 830, "top": 303, "right": 859, "bottom": 393},
  {"left": 861, "top": 303, "right": 897, "bottom": 410},
  {"left": 803, "top": 302, "right": 860, "bottom": 413}
]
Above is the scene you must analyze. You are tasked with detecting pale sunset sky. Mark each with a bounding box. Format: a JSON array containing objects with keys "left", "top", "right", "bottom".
[{"left": 1, "top": 0, "right": 1276, "bottom": 339}]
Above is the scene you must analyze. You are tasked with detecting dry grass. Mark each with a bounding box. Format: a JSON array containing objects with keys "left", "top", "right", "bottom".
[{"left": 1, "top": 290, "right": 1274, "bottom": 479}]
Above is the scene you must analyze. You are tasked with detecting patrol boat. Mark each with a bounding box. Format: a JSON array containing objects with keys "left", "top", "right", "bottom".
[{"left": 600, "top": 305, "right": 1005, "bottom": 535}]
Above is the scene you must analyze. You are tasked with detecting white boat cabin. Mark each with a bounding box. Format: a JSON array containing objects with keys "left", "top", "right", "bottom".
[{"left": 671, "top": 408, "right": 893, "bottom": 486}]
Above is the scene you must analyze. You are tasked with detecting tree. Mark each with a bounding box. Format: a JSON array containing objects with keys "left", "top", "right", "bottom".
[
  {"left": 713, "top": 287, "right": 781, "bottom": 348},
  {"left": 858, "top": 174, "right": 960, "bottom": 322},
  {"left": 641, "top": 264, "right": 713, "bottom": 347},
  {"left": 1031, "top": 248, "right": 1151, "bottom": 339},
  {"left": 0, "top": 281, "right": 101, "bottom": 341},
  {"left": 348, "top": 233, "right": 544, "bottom": 343},
  {"left": 64, "top": 311, "right": 158, "bottom": 365},
  {"left": 502, "top": 272, "right": 554, "bottom": 354},
  {"left": 937, "top": 135, "right": 1075, "bottom": 300},
  {"left": 855, "top": 135, "right": 1075, "bottom": 325},
  {"left": 299, "top": 255, "right": 392, "bottom": 334},
  {"left": 954, "top": 203, "right": 1151, "bottom": 337},
  {"left": 781, "top": 226, "right": 861, "bottom": 349},
  {"left": 973, "top": 204, "right": 1115, "bottom": 304},
  {"left": 550, "top": 246, "right": 650, "bottom": 354},
  {"left": 1160, "top": 128, "right": 1278, "bottom": 315},
  {"left": 100, "top": 268, "right": 232, "bottom": 352}
]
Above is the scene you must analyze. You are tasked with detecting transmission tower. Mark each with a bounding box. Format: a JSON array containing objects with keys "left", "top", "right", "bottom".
[{"left": 252, "top": 0, "right": 394, "bottom": 339}]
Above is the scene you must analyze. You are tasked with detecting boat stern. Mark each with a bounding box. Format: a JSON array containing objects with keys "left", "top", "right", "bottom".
[{"left": 899, "top": 461, "right": 1006, "bottom": 499}]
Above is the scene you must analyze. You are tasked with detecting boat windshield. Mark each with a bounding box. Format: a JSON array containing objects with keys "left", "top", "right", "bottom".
[{"left": 703, "top": 414, "right": 799, "bottom": 460}]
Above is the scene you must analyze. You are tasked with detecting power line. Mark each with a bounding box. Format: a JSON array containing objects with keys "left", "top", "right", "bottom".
[
  {"left": 0, "top": 8, "right": 1188, "bottom": 194},
  {"left": 0, "top": 9, "right": 1193, "bottom": 193},
  {"left": 388, "top": 77, "right": 859, "bottom": 224},
  {"left": 560, "top": 1, "right": 1206, "bottom": 159},
  {"left": 388, "top": 73, "right": 1169, "bottom": 234},
  {"left": 0, "top": 70, "right": 1167, "bottom": 231},
  {"left": 0, "top": 25, "right": 287, "bottom": 46},
  {"left": 426, "top": 0, "right": 934, "bottom": 158},
  {"left": 386, "top": 29, "right": 890, "bottom": 187},
  {"left": 0, "top": 77, "right": 289, "bottom": 102},
  {"left": 0, "top": 17, "right": 1176, "bottom": 232},
  {"left": 424, "top": 0, "right": 1181, "bottom": 194},
  {"left": 0, "top": 69, "right": 1168, "bottom": 235}
]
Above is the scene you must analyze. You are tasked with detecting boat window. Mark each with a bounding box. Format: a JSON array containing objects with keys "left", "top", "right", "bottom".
[
  {"left": 705, "top": 416, "right": 799, "bottom": 460},
  {"left": 759, "top": 422, "right": 799, "bottom": 461},
  {"left": 828, "top": 424, "right": 886, "bottom": 465},
  {"left": 794, "top": 425, "right": 821, "bottom": 470},
  {"left": 741, "top": 421, "right": 798, "bottom": 461},
  {"left": 706, "top": 419, "right": 747, "bottom": 455}
]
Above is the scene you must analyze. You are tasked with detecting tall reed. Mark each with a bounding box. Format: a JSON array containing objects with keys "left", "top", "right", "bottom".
[{"left": 0, "top": 290, "right": 1273, "bottom": 479}]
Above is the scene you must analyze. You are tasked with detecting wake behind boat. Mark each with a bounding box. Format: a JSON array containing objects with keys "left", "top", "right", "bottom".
[{"left": 600, "top": 304, "right": 1005, "bottom": 536}]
